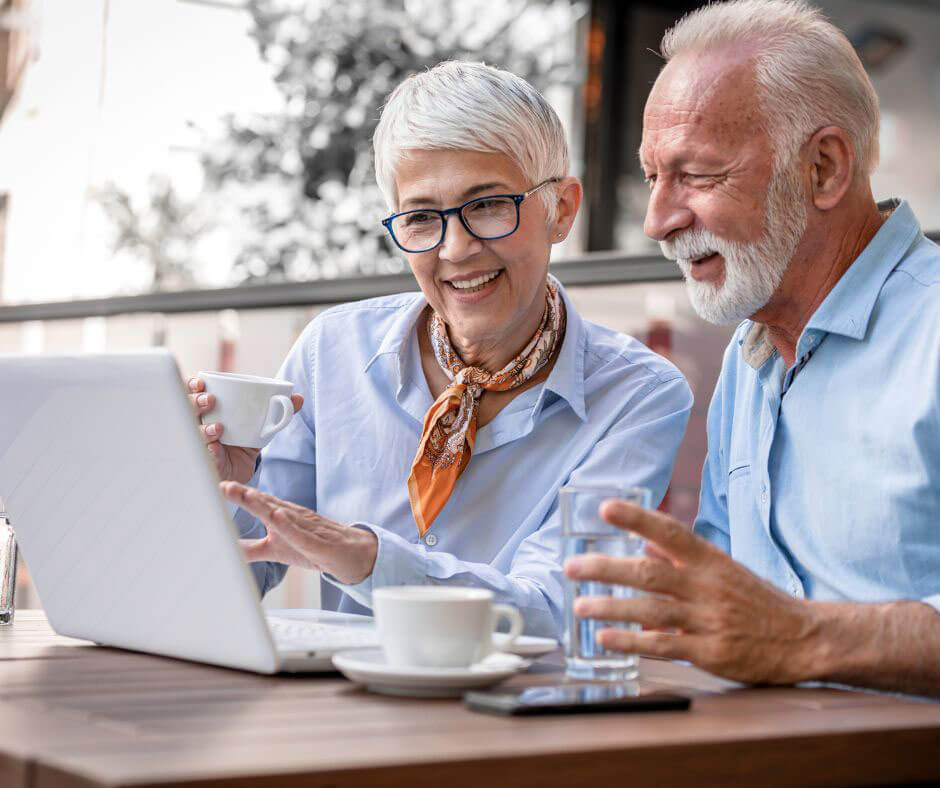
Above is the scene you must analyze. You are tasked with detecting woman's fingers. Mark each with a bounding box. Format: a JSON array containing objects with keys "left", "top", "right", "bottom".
[
  {"left": 190, "top": 392, "right": 215, "bottom": 416},
  {"left": 240, "top": 537, "right": 273, "bottom": 562},
  {"left": 222, "top": 482, "right": 311, "bottom": 518},
  {"left": 200, "top": 422, "right": 224, "bottom": 443}
]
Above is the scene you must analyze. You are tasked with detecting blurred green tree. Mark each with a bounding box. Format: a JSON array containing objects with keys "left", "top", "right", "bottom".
[
  {"left": 98, "top": 0, "right": 584, "bottom": 290},
  {"left": 203, "top": 0, "right": 584, "bottom": 284},
  {"left": 94, "top": 176, "right": 212, "bottom": 292}
]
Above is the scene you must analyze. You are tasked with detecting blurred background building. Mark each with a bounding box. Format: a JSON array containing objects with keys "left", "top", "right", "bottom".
[{"left": 1, "top": 0, "right": 938, "bottom": 608}]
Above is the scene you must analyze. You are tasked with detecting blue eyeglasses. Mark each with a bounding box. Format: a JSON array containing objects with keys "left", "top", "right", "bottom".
[{"left": 382, "top": 178, "right": 560, "bottom": 253}]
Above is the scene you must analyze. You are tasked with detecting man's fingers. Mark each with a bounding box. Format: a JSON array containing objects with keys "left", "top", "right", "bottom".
[
  {"left": 564, "top": 555, "right": 690, "bottom": 598},
  {"left": 596, "top": 627, "right": 691, "bottom": 661},
  {"left": 599, "top": 500, "right": 710, "bottom": 563},
  {"left": 645, "top": 542, "right": 672, "bottom": 564},
  {"left": 574, "top": 595, "right": 691, "bottom": 631},
  {"left": 290, "top": 394, "right": 304, "bottom": 414}
]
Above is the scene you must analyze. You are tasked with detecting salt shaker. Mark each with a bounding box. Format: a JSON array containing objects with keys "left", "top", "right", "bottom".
[{"left": 0, "top": 497, "right": 17, "bottom": 625}]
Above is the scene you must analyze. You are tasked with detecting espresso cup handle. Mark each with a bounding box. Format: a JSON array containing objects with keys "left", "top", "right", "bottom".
[
  {"left": 259, "top": 394, "right": 294, "bottom": 443},
  {"left": 491, "top": 603, "right": 524, "bottom": 650}
]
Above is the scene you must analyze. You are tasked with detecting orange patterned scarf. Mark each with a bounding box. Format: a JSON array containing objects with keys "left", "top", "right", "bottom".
[{"left": 407, "top": 278, "right": 566, "bottom": 536}]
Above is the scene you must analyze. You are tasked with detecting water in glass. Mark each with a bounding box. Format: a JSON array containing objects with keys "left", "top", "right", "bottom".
[{"left": 561, "top": 486, "right": 650, "bottom": 681}]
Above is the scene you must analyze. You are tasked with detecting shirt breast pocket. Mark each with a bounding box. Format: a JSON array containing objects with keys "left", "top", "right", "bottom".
[{"left": 726, "top": 463, "right": 754, "bottom": 529}]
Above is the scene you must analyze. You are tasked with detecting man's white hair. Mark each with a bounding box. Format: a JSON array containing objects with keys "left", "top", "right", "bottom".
[
  {"left": 373, "top": 61, "right": 569, "bottom": 218},
  {"left": 661, "top": 0, "right": 880, "bottom": 176}
]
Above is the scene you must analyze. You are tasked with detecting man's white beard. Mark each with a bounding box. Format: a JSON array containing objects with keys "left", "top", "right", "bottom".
[{"left": 659, "top": 164, "right": 808, "bottom": 325}]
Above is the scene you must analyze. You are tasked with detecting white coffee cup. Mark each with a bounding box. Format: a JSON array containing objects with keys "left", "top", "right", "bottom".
[
  {"left": 372, "top": 586, "right": 525, "bottom": 669},
  {"left": 197, "top": 371, "right": 295, "bottom": 449}
]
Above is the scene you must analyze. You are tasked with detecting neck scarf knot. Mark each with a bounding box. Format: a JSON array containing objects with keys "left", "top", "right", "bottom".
[{"left": 407, "top": 278, "right": 566, "bottom": 536}]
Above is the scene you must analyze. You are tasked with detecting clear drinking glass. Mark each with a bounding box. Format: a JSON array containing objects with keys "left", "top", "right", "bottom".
[
  {"left": 562, "top": 485, "right": 651, "bottom": 681},
  {"left": 0, "top": 498, "right": 16, "bottom": 626}
]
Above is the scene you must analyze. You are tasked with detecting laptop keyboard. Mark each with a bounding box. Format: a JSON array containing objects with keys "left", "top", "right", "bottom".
[{"left": 267, "top": 616, "right": 379, "bottom": 653}]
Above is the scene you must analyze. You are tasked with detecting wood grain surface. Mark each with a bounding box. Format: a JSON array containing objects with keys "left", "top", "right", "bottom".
[{"left": 0, "top": 612, "right": 938, "bottom": 788}]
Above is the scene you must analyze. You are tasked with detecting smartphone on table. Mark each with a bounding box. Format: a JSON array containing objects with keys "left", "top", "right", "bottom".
[{"left": 464, "top": 684, "right": 691, "bottom": 716}]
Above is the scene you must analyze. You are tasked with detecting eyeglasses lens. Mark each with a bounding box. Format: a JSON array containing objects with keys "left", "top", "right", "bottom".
[
  {"left": 461, "top": 196, "right": 518, "bottom": 239},
  {"left": 391, "top": 211, "right": 444, "bottom": 253}
]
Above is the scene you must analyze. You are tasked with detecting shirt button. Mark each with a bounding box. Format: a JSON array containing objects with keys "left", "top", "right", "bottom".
[{"left": 424, "top": 533, "right": 438, "bottom": 547}]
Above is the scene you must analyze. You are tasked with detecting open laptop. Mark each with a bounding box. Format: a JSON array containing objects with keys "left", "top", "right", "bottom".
[{"left": 0, "top": 350, "right": 378, "bottom": 673}]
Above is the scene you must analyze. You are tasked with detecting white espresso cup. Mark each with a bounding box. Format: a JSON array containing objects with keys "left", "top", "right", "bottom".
[
  {"left": 197, "top": 371, "right": 295, "bottom": 450},
  {"left": 372, "top": 586, "right": 525, "bottom": 669}
]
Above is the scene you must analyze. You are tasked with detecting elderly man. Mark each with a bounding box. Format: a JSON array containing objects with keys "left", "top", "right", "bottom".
[{"left": 565, "top": 0, "right": 940, "bottom": 696}]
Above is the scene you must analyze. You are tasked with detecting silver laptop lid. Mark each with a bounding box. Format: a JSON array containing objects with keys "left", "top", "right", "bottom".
[{"left": 0, "top": 350, "right": 280, "bottom": 673}]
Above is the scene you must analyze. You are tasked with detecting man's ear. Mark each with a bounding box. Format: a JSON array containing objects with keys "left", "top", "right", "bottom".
[
  {"left": 551, "top": 177, "right": 583, "bottom": 242},
  {"left": 806, "top": 126, "right": 855, "bottom": 211}
]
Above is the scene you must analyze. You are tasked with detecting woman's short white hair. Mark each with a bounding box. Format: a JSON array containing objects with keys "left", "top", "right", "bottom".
[
  {"left": 373, "top": 61, "right": 569, "bottom": 219},
  {"left": 661, "top": 0, "right": 880, "bottom": 177}
]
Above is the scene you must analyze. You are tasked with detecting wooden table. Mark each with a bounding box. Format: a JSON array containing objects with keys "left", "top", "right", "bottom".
[{"left": 1, "top": 612, "right": 939, "bottom": 787}]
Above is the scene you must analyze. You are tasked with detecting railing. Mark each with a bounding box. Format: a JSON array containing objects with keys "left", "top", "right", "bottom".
[
  {"left": 4, "top": 230, "right": 937, "bottom": 322},
  {"left": 0, "top": 252, "right": 679, "bottom": 322}
]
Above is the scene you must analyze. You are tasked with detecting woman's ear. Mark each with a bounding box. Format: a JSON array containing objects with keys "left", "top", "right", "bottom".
[
  {"left": 806, "top": 126, "right": 855, "bottom": 212},
  {"left": 551, "top": 177, "right": 583, "bottom": 242}
]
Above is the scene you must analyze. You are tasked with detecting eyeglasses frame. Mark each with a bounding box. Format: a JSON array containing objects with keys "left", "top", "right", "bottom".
[{"left": 381, "top": 177, "right": 561, "bottom": 253}]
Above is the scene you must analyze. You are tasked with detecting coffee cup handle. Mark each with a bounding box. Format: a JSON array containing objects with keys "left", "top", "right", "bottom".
[
  {"left": 259, "top": 394, "right": 294, "bottom": 443},
  {"left": 491, "top": 604, "right": 524, "bottom": 651}
]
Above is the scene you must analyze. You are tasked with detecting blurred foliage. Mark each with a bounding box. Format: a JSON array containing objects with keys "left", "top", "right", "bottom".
[
  {"left": 100, "top": 0, "right": 584, "bottom": 289},
  {"left": 93, "top": 177, "right": 212, "bottom": 292}
]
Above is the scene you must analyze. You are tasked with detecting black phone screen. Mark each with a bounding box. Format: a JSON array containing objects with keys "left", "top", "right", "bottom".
[{"left": 463, "top": 684, "right": 691, "bottom": 716}]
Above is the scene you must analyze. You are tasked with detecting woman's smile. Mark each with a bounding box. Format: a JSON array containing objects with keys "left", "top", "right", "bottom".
[{"left": 443, "top": 268, "right": 505, "bottom": 301}]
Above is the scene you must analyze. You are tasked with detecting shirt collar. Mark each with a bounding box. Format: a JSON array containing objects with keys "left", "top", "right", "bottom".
[
  {"left": 539, "top": 276, "right": 587, "bottom": 421},
  {"left": 362, "top": 276, "right": 587, "bottom": 421},
  {"left": 741, "top": 198, "right": 922, "bottom": 369},
  {"left": 363, "top": 295, "right": 427, "bottom": 382}
]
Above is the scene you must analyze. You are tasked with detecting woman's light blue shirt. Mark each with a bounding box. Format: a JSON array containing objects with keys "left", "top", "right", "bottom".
[
  {"left": 236, "top": 281, "right": 692, "bottom": 636},
  {"left": 695, "top": 199, "right": 940, "bottom": 614}
]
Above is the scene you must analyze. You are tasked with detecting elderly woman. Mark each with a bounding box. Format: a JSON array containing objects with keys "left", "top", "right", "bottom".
[{"left": 191, "top": 61, "right": 692, "bottom": 637}]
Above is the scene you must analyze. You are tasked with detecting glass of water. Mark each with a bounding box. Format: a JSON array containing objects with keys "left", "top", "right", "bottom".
[{"left": 562, "top": 485, "right": 652, "bottom": 681}]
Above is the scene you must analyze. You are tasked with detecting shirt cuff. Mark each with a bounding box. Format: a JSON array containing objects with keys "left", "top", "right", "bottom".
[{"left": 323, "top": 524, "right": 429, "bottom": 610}]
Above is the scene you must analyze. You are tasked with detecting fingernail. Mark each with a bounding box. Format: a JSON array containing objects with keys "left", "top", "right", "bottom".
[
  {"left": 564, "top": 557, "right": 584, "bottom": 576},
  {"left": 197, "top": 394, "right": 208, "bottom": 406},
  {"left": 573, "top": 598, "right": 590, "bottom": 616},
  {"left": 207, "top": 424, "right": 218, "bottom": 436}
]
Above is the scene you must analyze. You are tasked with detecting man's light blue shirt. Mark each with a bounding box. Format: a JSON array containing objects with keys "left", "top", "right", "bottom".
[
  {"left": 695, "top": 199, "right": 940, "bottom": 614},
  {"left": 236, "top": 280, "right": 693, "bottom": 637}
]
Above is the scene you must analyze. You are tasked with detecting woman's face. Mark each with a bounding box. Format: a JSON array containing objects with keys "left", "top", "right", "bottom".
[{"left": 393, "top": 149, "right": 570, "bottom": 357}]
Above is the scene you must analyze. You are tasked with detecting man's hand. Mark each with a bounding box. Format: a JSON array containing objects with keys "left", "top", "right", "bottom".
[
  {"left": 564, "top": 500, "right": 824, "bottom": 685},
  {"left": 189, "top": 377, "right": 303, "bottom": 484},
  {"left": 220, "top": 482, "right": 378, "bottom": 585}
]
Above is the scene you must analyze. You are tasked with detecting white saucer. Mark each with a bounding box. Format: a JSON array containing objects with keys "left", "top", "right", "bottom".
[
  {"left": 332, "top": 648, "right": 528, "bottom": 697},
  {"left": 493, "top": 633, "right": 558, "bottom": 657}
]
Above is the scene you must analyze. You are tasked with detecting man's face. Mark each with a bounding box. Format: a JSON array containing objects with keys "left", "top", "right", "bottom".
[{"left": 640, "top": 52, "right": 807, "bottom": 325}]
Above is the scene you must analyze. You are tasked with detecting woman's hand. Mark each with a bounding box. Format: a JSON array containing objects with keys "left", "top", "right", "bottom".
[
  {"left": 220, "top": 482, "right": 379, "bottom": 585},
  {"left": 188, "top": 377, "right": 303, "bottom": 484}
]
